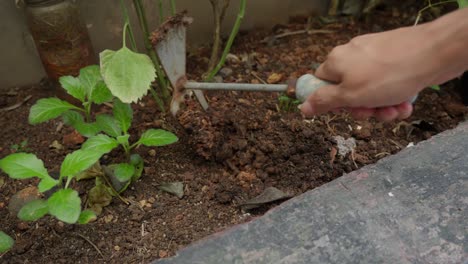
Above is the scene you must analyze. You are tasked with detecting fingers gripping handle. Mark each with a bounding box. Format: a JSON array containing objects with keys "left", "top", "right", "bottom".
[
  {"left": 295, "top": 74, "right": 418, "bottom": 104},
  {"left": 295, "top": 74, "right": 331, "bottom": 103}
]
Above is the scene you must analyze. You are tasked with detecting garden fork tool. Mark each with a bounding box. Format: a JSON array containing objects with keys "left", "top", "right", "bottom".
[
  {"left": 152, "top": 13, "right": 331, "bottom": 115},
  {"left": 152, "top": 14, "right": 417, "bottom": 115}
]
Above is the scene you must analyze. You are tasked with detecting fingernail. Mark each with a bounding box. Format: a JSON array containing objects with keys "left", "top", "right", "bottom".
[{"left": 299, "top": 102, "right": 314, "bottom": 115}]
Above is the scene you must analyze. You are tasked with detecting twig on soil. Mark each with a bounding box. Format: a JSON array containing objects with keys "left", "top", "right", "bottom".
[
  {"left": 0, "top": 95, "right": 32, "bottom": 112},
  {"left": 388, "top": 139, "right": 403, "bottom": 149},
  {"left": 74, "top": 232, "right": 105, "bottom": 259},
  {"left": 261, "top": 29, "right": 334, "bottom": 43},
  {"left": 250, "top": 71, "right": 267, "bottom": 84},
  {"left": 375, "top": 152, "right": 391, "bottom": 158},
  {"left": 141, "top": 221, "right": 149, "bottom": 237},
  {"left": 350, "top": 150, "right": 358, "bottom": 169},
  {"left": 324, "top": 115, "right": 338, "bottom": 135}
]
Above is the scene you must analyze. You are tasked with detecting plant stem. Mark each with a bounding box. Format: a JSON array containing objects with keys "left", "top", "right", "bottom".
[
  {"left": 122, "top": 22, "right": 129, "bottom": 47},
  {"left": 414, "top": 0, "right": 456, "bottom": 25},
  {"left": 119, "top": 0, "right": 138, "bottom": 51},
  {"left": 149, "top": 87, "right": 166, "bottom": 112},
  {"left": 158, "top": 0, "right": 164, "bottom": 24},
  {"left": 85, "top": 104, "right": 92, "bottom": 122},
  {"left": 133, "top": 0, "right": 171, "bottom": 102},
  {"left": 129, "top": 142, "right": 139, "bottom": 149},
  {"left": 100, "top": 175, "right": 129, "bottom": 204},
  {"left": 205, "top": 0, "right": 246, "bottom": 81},
  {"left": 121, "top": 142, "right": 131, "bottom": 159},
  {"left": 65, "top": 176, "right": 72, "bottom": 189},
  {"left": 206, "top": 0, "right": 231, "bottom": 74},
  {"left": 170, "top": 0, "right": 176, "bottom": 15},
  {"left": 207, "top": 0, "right": 221, "bottom": 73}
]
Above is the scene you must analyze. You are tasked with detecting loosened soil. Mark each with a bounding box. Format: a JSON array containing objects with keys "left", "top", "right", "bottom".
[{"left": 1, "top": 4, "right": 467, "bottom": 263}]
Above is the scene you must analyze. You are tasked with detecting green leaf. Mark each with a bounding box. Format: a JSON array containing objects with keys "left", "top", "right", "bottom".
[
  {"left": 136, "top": 129, "right": 178, "bottom": 147},
  {"left": 113, "top": 99, "right": 133, "bottom": 134},
  {"left": 96, "top": 114, "right": 121, "bottom": 137},
  {"left": 109, "top": 163, "right": 135, "bottom": 183},
  {"left": 60, "top": 150, "right": 103, "bottom": 179},
  {"left": 38, "top": 176, "right": 59, "bottom": 193},
  {"left": 29, "top": 98, "right": 81, "bottom": 125},
  {"left": 79, "top": 65, "right": 102, "bottom": 96},
  {"left": 457, "top": 0, "right": 468, "bottom": 8},
  {"left": 78, "top": 210, "right": 97, "bottom": 224},
  {"left": 59, "top": 76, "right": 85, "bottom": 102},
  {"left": 18, "top": 199, "right": 49, "bottom": 221},
  {"left": 100, "top": 47, "right": 156, "bottom": 103},
  {"left": 0, "top": 153, "right": 49, "bottom": 179},
  {"left": 62, "top": 111, "right": 101, "bottom": 137},
  {"left": 47, "top": 189, "right": 81, "bottom": 224},
  {"left": 90, "top": 81, "right": 113, "bottom": 104},
  {"left": 0, "top": 231, "right": 14, "bottom": 253},
  {"left": 82, "top": 134, "right": 119, "bottom": 154},
  {"left": 116, "top": 134, "right": 130, "bottom": 145}
]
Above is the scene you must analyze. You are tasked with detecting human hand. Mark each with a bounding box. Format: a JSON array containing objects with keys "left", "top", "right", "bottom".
[{"left": 300, "top": 25, "right": 440, "bottom": 121}]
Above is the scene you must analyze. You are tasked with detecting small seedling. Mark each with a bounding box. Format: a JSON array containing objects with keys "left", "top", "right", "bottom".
[
  {"left": 277, "top": 94, "right": 301, "bottom": 112},
  {"left": 79, "top": 97, "right": 178, "bottom": 193},
  {"left": 10, "top": 140, "right": 30, "bottom": 153},
  {"left": 29, "top": 65, "right": 113, "bottom": 137},
  {"left": 0, "top": 150, "right": 101, "bottom": 224}
]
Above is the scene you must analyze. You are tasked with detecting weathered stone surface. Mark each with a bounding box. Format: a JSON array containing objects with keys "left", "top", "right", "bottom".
[{"left": 155, "top": 122, "right": 468, "bottom": 264}]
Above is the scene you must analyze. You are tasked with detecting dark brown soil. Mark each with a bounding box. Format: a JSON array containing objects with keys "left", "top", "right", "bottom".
[{"left": 1, "top": 5, "right": 467, "bottom": 264}]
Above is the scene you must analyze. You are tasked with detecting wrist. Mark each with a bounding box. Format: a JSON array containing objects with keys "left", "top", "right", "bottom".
[{"left": 421, "top": 8, "right": 468, "bottom": 85}]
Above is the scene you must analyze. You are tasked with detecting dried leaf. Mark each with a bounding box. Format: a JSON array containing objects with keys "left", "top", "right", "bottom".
[
  {"left": 76, "top": 162, "right": 104, "bottom": 181},
  {"left": 49, "top": 140, "right": 64, "bottom": 151},
  {"left": 63, "top": 130, "right": 85, "bottom": 146},
  {"left": 239, "top": 187, "right": 292, "bottom": 210},
  {"left": 8, "top": 187, "right": 41, "bottom": 216},
  {"left": 88, "top": 183, "right": 113, "bottom": 215},
  {"left": 267, "top": 73, "right": 283, "bottom": 84},
  {"left": 158, "top": 182, "right": 184, "bottom": 198}
]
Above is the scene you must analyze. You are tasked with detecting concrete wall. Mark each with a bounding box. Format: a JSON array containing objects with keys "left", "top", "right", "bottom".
[{"left": 0, "top": 0, "right": 328, "bottom": 89}]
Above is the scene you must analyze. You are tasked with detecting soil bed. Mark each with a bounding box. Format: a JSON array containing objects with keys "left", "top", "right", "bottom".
[{"left": 1, "top": 5, "right": 467, "bottom": 263}]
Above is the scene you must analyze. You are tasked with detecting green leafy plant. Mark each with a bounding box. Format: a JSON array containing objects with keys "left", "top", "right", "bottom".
[
  {"left": 80, "top": 98, "right": 178, "bottom": 193},
  {"left": 29, "top": 65, "right": 113, "bottom": 137},
  {"left": 8, "top": 24, "right": 179, "bottom": 225},
  {"left": 0, "top": 151, "right": 100, "bottom": 224},
  {"left": 0, "top": 231, "right": 14, "bottom": 253}
]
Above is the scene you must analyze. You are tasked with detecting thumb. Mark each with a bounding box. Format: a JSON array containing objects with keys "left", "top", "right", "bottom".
[{"left": 300, "top": 84, "right": 344, "bottom": 117}]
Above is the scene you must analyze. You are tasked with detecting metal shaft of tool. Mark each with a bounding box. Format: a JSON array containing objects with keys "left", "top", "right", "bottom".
[{"left": 185, "top": 81, "right": 288, "bottom": 92}]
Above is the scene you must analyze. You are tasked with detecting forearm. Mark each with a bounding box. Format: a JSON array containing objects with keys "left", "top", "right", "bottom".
[{"left": 422, "top": 8, "right": 468, "bottom": 85}]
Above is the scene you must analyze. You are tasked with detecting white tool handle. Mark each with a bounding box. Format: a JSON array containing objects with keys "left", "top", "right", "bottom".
[
  {"left": 295, "top": 74, "right": 418, "bottom": 104},
  {"left": 295, "top": 74, "right": 331, "bottom": 102}
]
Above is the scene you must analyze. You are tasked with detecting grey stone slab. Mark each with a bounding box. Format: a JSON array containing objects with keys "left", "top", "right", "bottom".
[{"left": 155, "top": 122, "right": 468, "bottom": 264}]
